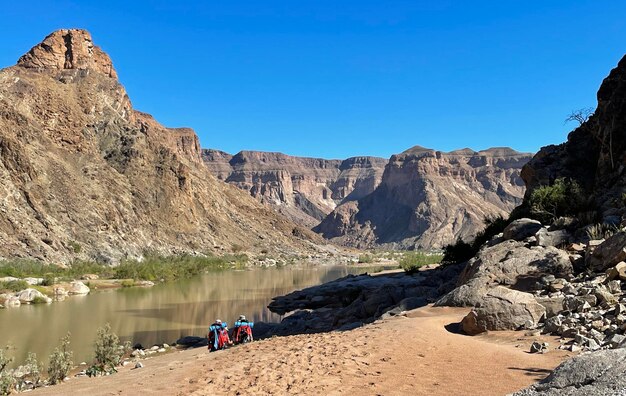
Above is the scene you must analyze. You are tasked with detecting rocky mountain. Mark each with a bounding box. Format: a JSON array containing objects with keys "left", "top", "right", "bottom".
[
  {"left": 202, "top": 149, "right": 387, "bottom": 227},
  {"left": 521, "top": 55, "right": 626, "bottom": 222},
  {"left": 314, "top": 146, "right": 532, "bottom": 249},
  {"left": 0, "top": 29, "right": 323, "bottom": 264}
]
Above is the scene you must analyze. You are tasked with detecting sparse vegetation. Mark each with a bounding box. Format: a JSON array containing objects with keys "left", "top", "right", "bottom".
[
  {"left": 399, "top": 252, "right": 443, "bottom": 274},
  {"left": 0, "top": 346, "right": 15, "bottom": 395},
  {"left": 358, "top": 254, "right": 374, "bottom": 264},
  {"left": 47, "top": 333, "right": 73, "bottom": 385},
  {"left": 0, "top": 280, "right": 29, "bottom": 294},
  {"left": 565, "top": 107, "right": 594, "bottom": 126},
  {"left": 586, "top": 223, "right": 621, "bottom": 240},
  {"left": 442, "top": 215, "right": 510, "bottom": 265},
  {"left": 87, "top": 323, "right": 130, "bottom": 376},
  {"left": 68, "top": 241, "right": 82, "bottom": 254},
  {"left": 528, "top": 178, "right": 586, "bottom": 223}
]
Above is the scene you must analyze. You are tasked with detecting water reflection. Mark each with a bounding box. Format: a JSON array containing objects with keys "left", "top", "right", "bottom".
[{"left": 0, "top": 265, "right": 378, "bottom": 366}]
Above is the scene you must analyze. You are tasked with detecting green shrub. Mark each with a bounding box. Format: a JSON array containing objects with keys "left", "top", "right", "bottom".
[
  {"left": 0, "top": 280, "right": 29, "bottom": 293},
  {"left": 120, "top": 279, "right": 135, "bottom": 288},
  {"left": 399, "top": 252, "right": 443, "bottom": 274},
  {"left": 16, "top": 352, "right": 43, "bottom": 391},
  {"left": 90, "top": 324, "right": 129, "bottom": 376},
  {"left": 357, "top": 254, "right": 374, "bottom": 264},
  {"left": 47, "top": 333, "right": 73, "bottom": 385},
  {"left": 31, "top": 296, "right": 49, "bottom": 304},
  {"left": 231, "top": 244, "right": 244, "bottom": 253},
  {"left": 528, "top": 178, "right": 586, "bottom": 223},
  {"left": 0, "top": 346, "right": 14, "bottom": 395},
  {"left": 68, "top": 241, "right": 82, "bottom": 254}
]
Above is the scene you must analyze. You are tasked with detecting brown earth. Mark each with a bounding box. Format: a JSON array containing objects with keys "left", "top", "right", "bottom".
[
  {"left": 32, "top": 305, "right": 572, "bottom": 396},
  {"left": 0, "top": 29, "right": 324, "bottom": 263}
]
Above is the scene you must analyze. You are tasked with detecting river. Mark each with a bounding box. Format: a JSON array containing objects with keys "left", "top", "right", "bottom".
[{"left": 0, "top": 265, "right": 382, "bottom": 367}]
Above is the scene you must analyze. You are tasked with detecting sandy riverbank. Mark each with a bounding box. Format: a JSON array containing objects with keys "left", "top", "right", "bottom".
[{"left": 32, "top": 304, "right": 572, "bottom": 395}]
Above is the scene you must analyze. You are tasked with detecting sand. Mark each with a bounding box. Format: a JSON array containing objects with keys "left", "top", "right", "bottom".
[{"left": 32, "top": 305, "right": 572, "bottom": 395}]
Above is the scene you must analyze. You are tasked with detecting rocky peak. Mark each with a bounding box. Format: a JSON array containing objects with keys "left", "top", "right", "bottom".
[{"left": 17, "top": 28, "right": 117, "bottom": 78}]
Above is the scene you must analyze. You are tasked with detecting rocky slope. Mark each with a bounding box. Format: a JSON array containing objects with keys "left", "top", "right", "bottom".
[
  {"left": 202, "top": 149, "right": 387, "bottom": 227},
  {"left": 314, "top": 146, "right": 532, "bottom": 249},
  {"left": 0, "top": 29, "right": 323, "bottom": 264},
  {"left": 521, "top": 54, "right": 626, "bottom": 221}
]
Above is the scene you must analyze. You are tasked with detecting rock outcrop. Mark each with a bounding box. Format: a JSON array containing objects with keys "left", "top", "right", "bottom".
[
  {"left": 0, "top": 29, "right": 322, "bottom": 263},
  {"left": 202, "top": 149, "right": 387, "bottom": 227},
  {"left": 521, "top": 54, "right": 626, "bottom": 223},
  {"left": 314, "top": 146, "right": 532, "bottom": 249}
]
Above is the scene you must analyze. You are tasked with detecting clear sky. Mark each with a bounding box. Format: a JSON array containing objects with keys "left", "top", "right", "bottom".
[{"left": 1, "top": 1, "right": 625, "bottom": 159}]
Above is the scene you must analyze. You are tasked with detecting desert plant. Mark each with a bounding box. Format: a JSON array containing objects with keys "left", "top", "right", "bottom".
[
  {"left": 528, "top": 178, "right": 586, "bottom": 223},
  {"left": 0, "top": 346, "right": 15, "bottom": 395},
  {"left": 91, "top": 323, "right": 129, "bottom": 375},
  {"left": 14, "top": 352, "right": 43, "bottom": 391},
  {"left": 399, "top": 252, "right": 443, "bottom": 274},
  {"left": 357, "top": 254, "right": 374, "bottom": 264},
  {"left": 586, "top": 223, "right": 621, "bottom": 240},
  {"left": 47, "top": 333, "right": 73, "bottom": 385}
]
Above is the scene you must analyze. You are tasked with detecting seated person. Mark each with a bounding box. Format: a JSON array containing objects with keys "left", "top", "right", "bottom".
[
  {"left": 207, "top": 319, "right": 232, "bottom": 351},
  {"left": 232, "top": 315, "right": 254, "bottom": 344}
]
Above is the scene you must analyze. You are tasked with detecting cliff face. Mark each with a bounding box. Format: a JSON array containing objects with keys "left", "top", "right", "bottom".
[
  {"left": 314, "top": 147, "right": 532, "bottom": 249},
  {"left": 521, "top": 55, "right": 626, "bottom": 220},
  {"left": 0, "top": 29, "right": 321, "bottom": 263},
  {"left": 202, "top": 149, "right": 387, "bottom": 227}
]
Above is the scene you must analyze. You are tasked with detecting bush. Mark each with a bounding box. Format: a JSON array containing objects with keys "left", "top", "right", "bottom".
[
  {"left": 399, "top": 252, "right": 443, "bottom": 274},
  {"left": 528, "top": 178, "right": 586, "bottom": 223},
  {"left": 47, "top": 333, "right": 73, "bottom": 385},
  {"left": 0, "top": 280, "right": 29, "bottom": 293},
  {"left": 120, "top": 279, "right": 135, "bottom": 288},
  {"left": 0, "top": 346, "right": 14, "bottom": 395},
  {"left": 15, "top": 352, "right": 43, "bottom": 391},
  {"left": 357, "top": 254, "right": 374, "bottom": 264},
  {"left": 90, "top": 323, "right": 129, "bottom": 376},
  {"left": 442, "top": 215, "right": 510, "bottom": 265}
]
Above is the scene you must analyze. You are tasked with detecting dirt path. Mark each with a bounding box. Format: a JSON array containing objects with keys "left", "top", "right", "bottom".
[{"left": 33, "top": 305, "right": 572, "bottom": 395}]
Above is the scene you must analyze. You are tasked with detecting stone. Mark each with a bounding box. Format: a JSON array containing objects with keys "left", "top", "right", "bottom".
[
  {"left": 461, "top": 287, "right": 546, "bottom": 335},
  {"left": 68, "top": 281, "right": 90, "bottom": 295},
  {"left": 502, "top": 218, "right": 543, "bottom": 241},
  {"left": 604, "top": 333, "right": 625, "bottom": 348},
  {"left": 81, "top": 274, "right": 99, "bottom": 280},
  {"left": 157, "top": 348, "right": 166, "bottom": 353},
  {"left": 536, "top": 228, "right": 570, "bottom": 247},
  {"left": 587, "top": 231, "right": 626, "bottom": 272},
  {"left": 543, "top": 316, "right": 562, "bottom": 334},
  {"left": 134, "top": 362, "right": 144, "bottom": 369},
  {"left": 16, "top": 288, "right": 51, "bottom": 304},
  {"left": 530, "top": 341, "right": 549, "bottom": 353},
  {"left": 607, "top": 261, "right": 626, "bottom": 281},
  {"left": 594, "top": 285, "right": 618, "bottom": 305},
  {"left": 23, "top": 277, "right": 43, "bottom": 285},
  {"left": 53, "top": 287, "right": 68, "bottom": 296},
  {"left": 536, "top": 297, "right": 564, "bottom": 318}
]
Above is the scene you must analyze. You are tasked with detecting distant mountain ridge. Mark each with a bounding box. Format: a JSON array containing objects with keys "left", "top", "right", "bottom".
[{"left": 203, "top": 146, "right": 532, "bottom": 249}]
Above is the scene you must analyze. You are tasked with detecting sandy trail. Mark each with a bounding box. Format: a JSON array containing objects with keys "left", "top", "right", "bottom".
[{"left": 33, "top": 305, "right": 572, "bottom": 395}]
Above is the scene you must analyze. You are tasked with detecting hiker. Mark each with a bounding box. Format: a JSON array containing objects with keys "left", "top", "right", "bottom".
[
  {"left": 232, "top": 314, "right": 254, "bottom": 344},
  {"left": 207, "top": 319, "right": 232, "bottom": 351}
]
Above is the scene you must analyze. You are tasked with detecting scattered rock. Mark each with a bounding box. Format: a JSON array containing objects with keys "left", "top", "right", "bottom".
[
  {"left": 502, "top": 218, "right": 543, "bottom": 241},
  {"left": 530, "top": 341, "right": 549, "bottom": 353},
  {"left": 587, "top": 231, "right": 626, "bottom": 272},
  {"left": 68, "top": 281, "right": 90, "bottom": 295},
  {"left": 134, "top": 362, "right": 144, "bottom": 369}
]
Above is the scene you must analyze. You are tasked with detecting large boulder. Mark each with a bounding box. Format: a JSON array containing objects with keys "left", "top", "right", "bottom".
[
  {"left": 68, "top": 281, "right": 90, "bottom": 295},
  {"left": 536, "top": 228, "right": 571, "bottom": 247},
  {"left": 16, "top": 288, "right": 51, "bottom": 304},
  {"left": 503, "top": 218, "right": 543, "bottom": 241},
  {"left": 586, "top": 231, "right": 626, "bottom": 272},
  {"left": 436, "top": 240, "right": 572, "bottom": 307},
  {"left": 513, "top": 348, "right": 626, "bottom": 395},
  {"left": 461, "top": 287, "right": 546, "bottom": 335}
]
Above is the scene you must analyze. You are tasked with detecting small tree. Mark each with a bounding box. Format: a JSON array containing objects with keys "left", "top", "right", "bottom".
[
  {"left": 565, "top": 107, "right": 594, "bottom": 126},
  {"left": 22, "top": 353, "right": 43, "bottom": 389},
  {"left": 47, "top": 333, "right": 73, "bottom": 385}
]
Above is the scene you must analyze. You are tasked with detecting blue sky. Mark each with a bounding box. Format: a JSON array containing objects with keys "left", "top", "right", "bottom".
[{"left": 1, "top": 1, "right": 625, "bottom": 159}]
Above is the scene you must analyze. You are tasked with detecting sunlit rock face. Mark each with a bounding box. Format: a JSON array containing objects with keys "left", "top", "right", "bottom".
[
  {"left": 315, "top": 147, "right": 532, "bottom": 249},
  {"left": 202, "top": 149, "right": 387, "bottom": 227},
  {"left": 0, "top": 29, "right": 322, "bottom": 263}
]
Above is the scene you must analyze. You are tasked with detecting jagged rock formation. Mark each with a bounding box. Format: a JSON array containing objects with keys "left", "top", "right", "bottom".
[
  {"left": 521, "top": 54, "right": 626, "bottom": 222},
  {"left": 314, "top": 146, "right": 532, "bottom": 249},
  {"left": 0, "top": 29, "right": 322, "bottom": 263},
  {"left": 202, "top": 149, "right": 387, "bottom": 227}
]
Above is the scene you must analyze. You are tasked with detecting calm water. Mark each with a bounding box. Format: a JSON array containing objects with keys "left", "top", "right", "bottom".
[{"left": 0, "top": 265, "right": 378, "bottom": 366}]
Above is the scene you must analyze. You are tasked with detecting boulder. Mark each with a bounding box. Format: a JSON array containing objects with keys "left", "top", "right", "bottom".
[
  {"left": 586, "top": 231, "right": 626, "bottom": 272},
  {"left": 16, "top": 288, "right": 51, "bottom": 304},
  {"left": 23, "top": 277, "right": 43, "bottom": 285},
  {"left": 530, "top": 341, "right": 549, "bottom": 353},
  {"left": 536, "top": 297, "right": 564, "bottom": 318},
  {"left": 68, "top": 281, "right": 90, "bottom": 295},
  {"left": 607, "top": 261, "right": 626, "bottom": 281},
  {"left": 461, "top": 287, "right": 546, "bottom": 335},
  {"left": 513, "top": 349, "right": 626, "bottom": 395},
  {"left": 535, "top": 228, "right": 570, "bottom": 247},
  {"left": 436, "top": 240, "right": 572, "bottom": 307},
  {"left": 502, "top": 218, "right": 543, "bottom": 241}
]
